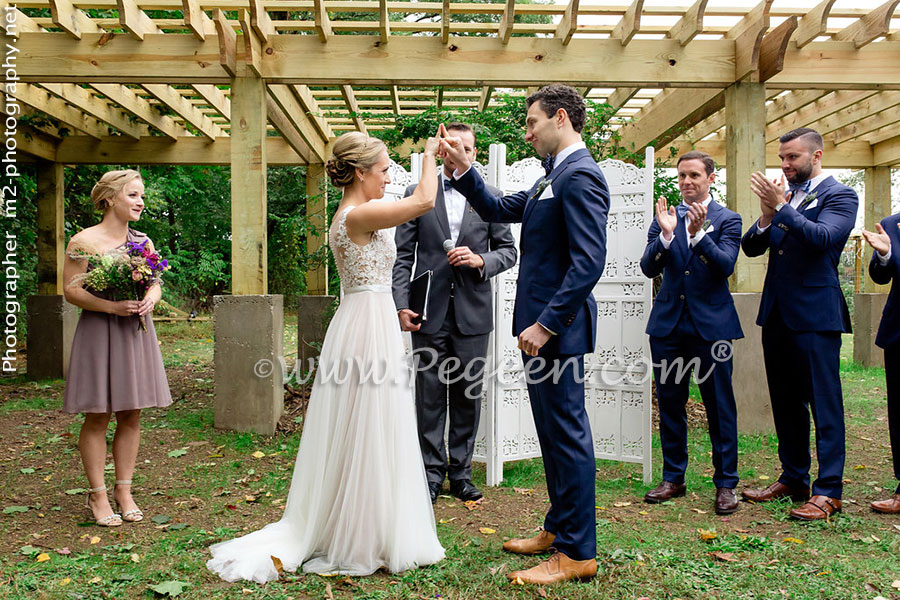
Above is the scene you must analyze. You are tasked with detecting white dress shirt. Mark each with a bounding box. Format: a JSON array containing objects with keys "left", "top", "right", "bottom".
[
  {"left": 659, "top": 195, "right": 713, "bottom": 249},
  {"left": 441, "top": 172, "right": 466, "bottom": 244}
]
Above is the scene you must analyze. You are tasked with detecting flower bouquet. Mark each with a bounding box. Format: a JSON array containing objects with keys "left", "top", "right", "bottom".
[{"left": 69, "top": 238, "right": 170, "bottom": 332}]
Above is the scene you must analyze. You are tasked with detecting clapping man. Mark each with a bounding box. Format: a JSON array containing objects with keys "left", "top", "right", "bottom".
[
  {"left": 392, "top": 123, "right": 517, "bottom": 504},
  {"left": 741, "top": 128, "right": 858, "bottom": 520},
  {"left": 640, "top": 151, "right": 743, "bottom": 515},
  {"left": 862, "top": 212, "right": 900, "bottom": 514}
]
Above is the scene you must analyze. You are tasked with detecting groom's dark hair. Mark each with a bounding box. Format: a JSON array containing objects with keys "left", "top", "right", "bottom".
[
  {"left": 446, "top": 122, "right": 474, "bottom": 137},
  {"left": 527, "top": 85, "right": 586, "bottom": 133}
]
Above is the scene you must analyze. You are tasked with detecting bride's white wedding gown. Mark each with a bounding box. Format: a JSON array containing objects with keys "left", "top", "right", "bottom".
[{"left": 207, "top": 206, "right": 445, "bottom": 583}]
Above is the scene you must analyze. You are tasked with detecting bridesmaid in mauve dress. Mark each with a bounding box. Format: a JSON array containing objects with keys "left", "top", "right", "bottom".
[{"left": 62, "top": 169, "right": 172, "bottom": 527}]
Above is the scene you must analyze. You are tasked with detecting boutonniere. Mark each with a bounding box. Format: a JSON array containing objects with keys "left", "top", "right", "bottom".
[
  {"left": 797, "top": 191, "right": 818, "bottom": 211},
  {"left": 529, "top": 177, "right": 553, "bottom": 202},
  {"left": 701, "top": 219, "right": 712, "bottom": 232}
]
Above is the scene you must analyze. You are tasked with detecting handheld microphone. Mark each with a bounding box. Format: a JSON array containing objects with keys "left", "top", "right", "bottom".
[{"left": 443, "top": 239, "right": 466, "bottom": 288}]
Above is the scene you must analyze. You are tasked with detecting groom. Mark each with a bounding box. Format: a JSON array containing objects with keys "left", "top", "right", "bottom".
[{"left": 442, "top": 84, "right": 609, "bottom": 585}]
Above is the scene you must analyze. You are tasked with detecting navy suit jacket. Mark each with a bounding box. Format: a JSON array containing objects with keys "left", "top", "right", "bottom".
[
  {"left": 741, "top": 176, "right": 858, "bottom": 332},
  {"left": 869, "top": 212, "right": 900, "bottom": 350},
  {"left": 641, "top": 199, "right": 744, "bottom": 342},
  {"left": 450, "top": 148, "right": 610, "bottom": 356}
]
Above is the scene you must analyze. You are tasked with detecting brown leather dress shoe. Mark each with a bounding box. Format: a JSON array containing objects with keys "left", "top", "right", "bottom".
[
  {"left": 789, "top": 495, "right": 842, "bottom": 521},
  {"left": 715, "top": 488, "right": 739, "bottom": 515},
  {"left": 644, "top": 481, "right": 686, "bottom": 504},
  {"left": 507, "top": 551, "right": 597, "bottom": 585},
  {"left": 502, "top": 529, "right": 556, "bottom": 555},
  {"left": 870, "top": 493, "right": 900, "bottom": 514},
  {"left": 741, "top": 481, "right": 810, "bottom": 503}
]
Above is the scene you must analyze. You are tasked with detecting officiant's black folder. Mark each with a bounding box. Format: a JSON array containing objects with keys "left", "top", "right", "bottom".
[{"left": 409, "top": 270, "right": 432, "bottom": 325}]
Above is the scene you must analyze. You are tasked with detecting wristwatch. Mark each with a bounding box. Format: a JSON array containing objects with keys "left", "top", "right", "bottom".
[{"left": 775, "top": 201, "right": 787, "bottom": 212}]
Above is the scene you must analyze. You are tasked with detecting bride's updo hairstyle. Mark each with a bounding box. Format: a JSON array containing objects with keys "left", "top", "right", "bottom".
[{"left": 325, "top": 132, "right": 387, "bottom": 188}]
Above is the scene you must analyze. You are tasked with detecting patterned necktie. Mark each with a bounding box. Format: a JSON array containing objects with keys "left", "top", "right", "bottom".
[
  {"left": 675, "top": 204, "right": 690, "bottom": 218},
  {"left": 542, "top": 155, "right": 555, "bottom": 176},
  {"left": 787, "top": 180, "right": 811, "bottom": 198}
]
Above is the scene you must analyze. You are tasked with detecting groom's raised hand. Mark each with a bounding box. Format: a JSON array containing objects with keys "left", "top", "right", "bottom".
[{"left": 438, "top": 123, "right": 470, "bottom": 174}]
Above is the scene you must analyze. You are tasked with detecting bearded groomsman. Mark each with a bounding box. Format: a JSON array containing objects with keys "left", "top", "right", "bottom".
[
  {"left": 862, "top": 211, "right": 900, "bottom": 514},
  {"left": 640, "top": 151, "right": 743, "bottom": 515},
  {"left": 392, "top": 123, "right": 517, "bottom": 504},
  {"left": 741, "top": 128, "right": 858, "bottom": 520}
]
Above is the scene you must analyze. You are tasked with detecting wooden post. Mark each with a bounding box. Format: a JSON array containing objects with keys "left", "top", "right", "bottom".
[
  {"left": 230, "top": 76, "right": 267, "bottom": 295},
  {"left": 864, "top": 166, "right": 892, "bottom": 293},
  {"left": 36, "top": 162, "right": 64, "bottom": 295},
  {"left": 305, "top": 163, "right": 328, "bottom": 296},
  {"left": 725, "top": 81, "right": 768, "bottom": 294}
]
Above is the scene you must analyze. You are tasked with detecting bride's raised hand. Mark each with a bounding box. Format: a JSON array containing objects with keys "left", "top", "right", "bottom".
[{"left": 424, "top": 134, "right": 440, "bottom": 157}]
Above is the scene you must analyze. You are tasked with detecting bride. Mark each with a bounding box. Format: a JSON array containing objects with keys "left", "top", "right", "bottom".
[{"left": 207, "top": 131, "right": 445, "bottom": 583}]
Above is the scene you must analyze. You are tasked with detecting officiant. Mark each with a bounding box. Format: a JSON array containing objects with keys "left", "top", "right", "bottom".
[{"left": 392, "top": 123, "right": 517, "bottom": 504}]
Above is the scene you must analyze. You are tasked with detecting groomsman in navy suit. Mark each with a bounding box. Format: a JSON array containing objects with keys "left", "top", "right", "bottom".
[
  {"left": 862, "top": 211, "right": 900, "bottom": 514},
  {"left": 741, "top": 128, "right": 858, "bottom": 521},
  {"left": 640, "top": 151, "right": 743, "bottom": 515},
  {"left": 442, "top": 84, "right": 609, "bottom": 585}
]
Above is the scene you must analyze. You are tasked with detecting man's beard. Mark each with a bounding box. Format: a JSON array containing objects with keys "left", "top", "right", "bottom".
[{"left": 784, "top": 159, "right": 814, "bottom": 184}]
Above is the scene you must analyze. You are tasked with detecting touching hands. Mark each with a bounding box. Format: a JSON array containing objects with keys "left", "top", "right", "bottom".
[
  {"left": 447, "top": 246, "right": 484, "bottom": 269},
  {"left": 110, "top": 300, "right": 142, "bottom": 317},
  {"left": 136, "top": 295, "right": 157, "bottom": 317},
  {"left": 424, "top": 134, "right": 441, "bottom": 157},
  {"left": 398, "top": 309, "right": 422, "bottom": 332},
  {"left": 686, "top": 202, "right": 708, "bottom": 237},
  {"left": 518, "top": 322, "right": 551, "bottom": 357},
  {"left": 750, "top": 172, "right": 786, "bottom": 227},
  {"left": 438, "top": 123, "right": 469, "bottom": 173},
  {"left": 861, "top": 223, "right": 892, "bottom": 257},
  {"left": 655, "top": 197, "right": 677, "bottom": 241}
]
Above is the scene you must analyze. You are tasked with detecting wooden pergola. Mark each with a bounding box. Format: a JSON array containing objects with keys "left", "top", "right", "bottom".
[{"left": 7, "top": 0, "right": 898, "bottom": 432}]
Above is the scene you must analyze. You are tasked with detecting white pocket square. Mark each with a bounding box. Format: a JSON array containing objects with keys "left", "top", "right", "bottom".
[
  {"left": 705, "top": 223, "right": 715, "bottom": 233},
  {"left": 803, "top": 199, "right": 818, "bottom": 210},
  {"left": 538, "top": 184, "right": 554, "bottom": 200}
]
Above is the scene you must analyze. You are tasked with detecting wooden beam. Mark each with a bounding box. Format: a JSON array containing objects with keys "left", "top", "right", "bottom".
[
  {"left": 615, "top": 88, "right": 723, "bottom": 152},
  {"left": 835, "top": 109, "right": 900, "bottom": 144},
  {"left": 213, "top": 9, "right": 237, "bottom": 77},
  {"left": 1, "top": 1, "right": 40, "bottom": 36},
  {"left": 142, "top": 84, "right": 224, "bottom": 140},
  {"left": 864, "top": 166, "right": 893, "bottom": 290},
  {"left": 666, "top": 0, "right": 708, "bottom": 46},
  {"left": 89, "top": 83, "right": 186, "bottom": 141},
  {"left": 36, "top": 162, "right": 65, "bottom": 295},
  {"left": 39, "top": 83, "right": 145, "bottom": 140},
  {"left": 340, "top": 85, "right": 367, "bottom": 134},
  {"left": 873, "top": 135, "right": 900, "bottom": 166},
  {"left": 249, "top": 0, "right": 275, "bottom": 44},
  {"left": 866, "top": 121, "right": 900, "bottom": 145},
  {"left": 116, "top": 0, "right": 161, "bottom": 41},
  {"left": 477, "top": 86, "right": 493, "bottom": 112},
  {"left": 813, "top": 91, "right": 900, "bottom": 141},
  {"left": 793, "top": 0, "right": 837, "bottom": 49},
  {"left": 758, "top": 16, "right": 798, "bottom": 82},
  {"left": 9, "top": 84, "right": 107, "bottom": 140},
  {"left": 771, "top": 41, "right": 900, "bottom": 89},
  {"left": 766, "top": 90, "right": 878, "bottom": 142},
  {"left": 15, "top": 131, "right": 57, "bottom": 161},
  {"left": 306, "top": 163, "right": 329, "bottom": 295},
  {"left": 313, "top": 0, "right": 332, "bottom": 42},
  {"left": 611, "top": 0, "right": 642, "bottom": 46},
  {"left": 556, "top": 0, "right": 580, "bottom": 45},
  {"left": 499, "top": 0, "right": 515, "bottom": 44},
  {"left": 441, "top": 0, "right": 450, "bottom": 44},
  {"left": 682, "top": 88, "right": 783, "bottom": 142},
  {"left": 833, "top": 0, "right": 900, "bottom": 49},
  {"left": 292, "top": 85, "right": 334, "bottom": 144},
  {"left": 182, "top": 0, "right": 215, "bottom": 41},
  {"left": 724, "top": 0, "right": 773, "bottom": 82},
  {"left": 49, "top": 0, "right": 101, "bottom": 40},
  {"left": 390, "top": 85, "right": 402, "bottom": 114},
  {"left": 266, "top": 96, "right": 313, "bottom": 163},
  {"left": 672, "top": 139, "right": 875, "bottom": 168},
  {"left": 192, "top": 84, "right": 231, "bottom": 120},
  {"left": 378, "top": 0, "right": 390, "bottom": 44},
  {"left": 607, "top": 87, "right": 639, "bottom": 110},
  {"left": 268, "top": 84, "right": 327, "bottom": 161},
  {"left": 437, "top": 86, "right": 445, "bottom": 110},
  {"left": 239, "top": 9, "right": 263, "bottom": 77}
]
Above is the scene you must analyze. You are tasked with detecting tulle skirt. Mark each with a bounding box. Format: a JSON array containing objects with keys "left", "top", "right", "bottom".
[{"left": 207, "top": 285, "right": 444, "bottom": 583}]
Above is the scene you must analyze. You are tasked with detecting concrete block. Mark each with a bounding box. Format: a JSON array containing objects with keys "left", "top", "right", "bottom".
[
  {"left": 297, "top": 295, "right": 336, "bottom": 368},
  {"left": 214, "top": 295, "right": 284, "bottom": 435},
  {"left": 731, "top": 293, "right": 774, "bottom": 434},
  {"left": 26, "top": 295, "right": 77, "bottom": 380},
  {"left": 854, "top": 293, "right": 888, "bottom": 368}
]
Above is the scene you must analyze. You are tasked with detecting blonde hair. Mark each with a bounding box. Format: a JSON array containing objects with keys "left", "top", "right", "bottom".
[
  {"left": 90, "top": 169, "right": 142, "bottom": 211},
  {"left": 325, "top": 132, "right": 386, "bottom": 188}
]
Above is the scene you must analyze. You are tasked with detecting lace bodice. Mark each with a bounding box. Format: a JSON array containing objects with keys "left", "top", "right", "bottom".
[{"left": 330, "top": 206, "right": 396, "bottom": 290}]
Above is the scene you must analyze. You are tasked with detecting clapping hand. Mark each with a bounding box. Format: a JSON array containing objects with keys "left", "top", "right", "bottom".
[
  {"left": 655, "top": 197, "right": 677, "bottom": 241},
  {"left": 750, "top": 172, "right": 786, "bottom": 226},
  {"left": 686, "top": 202, "right": 708, "bottom": 237},
  {"left": 861, "top": 223, "right": 892, "bottom": 257}
]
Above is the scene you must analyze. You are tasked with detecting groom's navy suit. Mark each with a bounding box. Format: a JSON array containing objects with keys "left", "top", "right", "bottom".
[
  {"left": 640, "top": 198, "right": 743, "bottom": 489},
  {"left": 869, "top": 212, "right": 900, "bottom": 493},
  {"left": 451, "top": 146, "right": 609, "bottom": 561},
  {"left": 741, "top": 175, "right": 858, "bottom": 498}
]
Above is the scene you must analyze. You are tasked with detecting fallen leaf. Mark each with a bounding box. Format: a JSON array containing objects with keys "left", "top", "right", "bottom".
[
  {"left": 782, "top": 537, "right": 804, "bottom": 544},
  {"left": 36, "top": 553, "right": 50, "bottom": 562},
  {"left": 438, "top": 517, "right": 456, "bottom": 524},
  {"left": 251, "top": 451, "right": 265, "bottom": 459},
  {"left": 513, "top": 488, "right": 534, "bottom": 496},
  {"left": 89, "top": 577, "right": 102, "bottom": 584},
  {"left": 613, "top": 501, "right": 631, "bottom": 508},
  {"left": 698, "top": 529, "right": 717, "bottom": 541},
  {"left": 3, "top": 506, "right": 29, "bottom": 514},
  {"left": 711, "top": 551, "right": 738, "bottom": 562},
  {"left": 151, "top": 515, "right": 171, "bottom": 525},
  {"left": 511, "top": 576, "right": 525, "bottom": 586},
  {"left": 20, "top": 468, "right": 34, "bottom": 474},
  {"left": 55, "top": 547, "right": 70, "bottom": 555},
  {"left": 131, "top": 553, "right": 140, "bottom": 563},
  {"left": 167, "top": 449, "right": 187, "bottom": 458},
  {"left": 89, "top": 536, "right": 100, "bottom": 545},
  {"left": 479, "top": 527, "right": 496, "bottom": 535},
  {"left": 148, "top": 580, "right": 189, "bottom": 597},
  {"left": 271, "top": 555, "right": 284, "bottom": 576},
  {"left": 871, "top": 535, "right": 881, "bottom": 542},
  {"left": 758, "top": 475, "right": 770, "bottom": 480},
  {"left": 853, "top": 465, "right": 867, "bottom": 470},
  {"left": 489, "top": 563, "right": 507, "bottom": 576},
  {"left": 464, "top": 500, "right": 480, "bottom": 511},
  {"left": 324, "top": 582, "right": 335, "bottom": 600},
  {"left": 538, "top": 588, "right": 548, "bottom": 598},
  {"left": 864, "top": 582, "right": 880, "bottom": 594},
  {"left": 892, "top": 580, "right": 900, "bottom": 590},
  {"left": 244, "top": 495, "right": 258, "bottom": 503},
  {"left": 19, "top": 545, "right": 40, "bottom": 557},
  {"left": 64, "top": 488, "right": 87, "bottom": 495},
  {"left": 638, "top": 510, "right": 649, "bottom": 515},
  {"left": 59, "top": 578, "right": 71, "bottom": 586},
  {"left": 692, "top": 508, "right": 708, "bottom": 514}
]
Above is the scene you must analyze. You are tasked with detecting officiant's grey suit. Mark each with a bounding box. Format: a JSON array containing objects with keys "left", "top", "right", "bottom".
[{"left": 392, "top": 176, "right": 517, "bottom": 487}]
